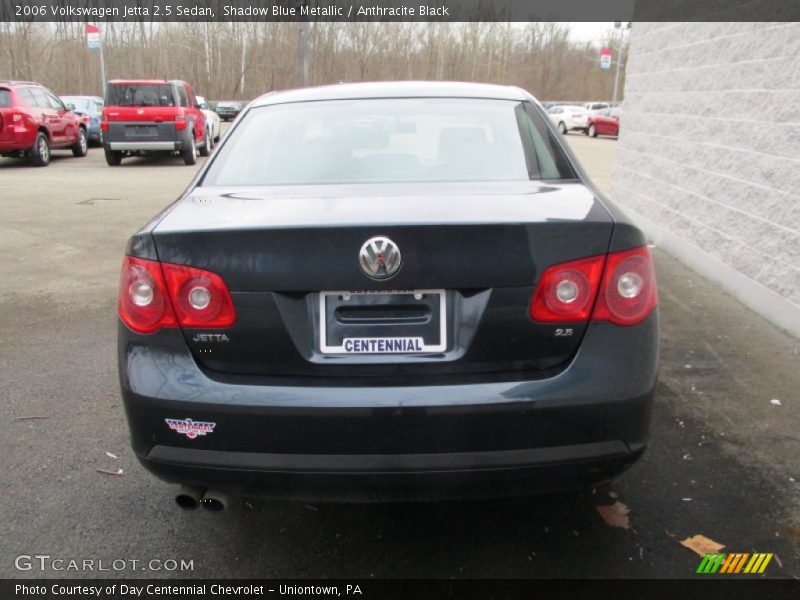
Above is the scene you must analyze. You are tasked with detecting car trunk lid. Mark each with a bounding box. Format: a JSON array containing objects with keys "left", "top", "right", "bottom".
[{"left": 152, "top": 181, "right": 614, "bottom": 379}]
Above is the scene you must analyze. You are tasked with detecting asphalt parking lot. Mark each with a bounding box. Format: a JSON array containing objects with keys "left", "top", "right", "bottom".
[{"left": 1, "top": 130, "right": 798, "bottom": 579}]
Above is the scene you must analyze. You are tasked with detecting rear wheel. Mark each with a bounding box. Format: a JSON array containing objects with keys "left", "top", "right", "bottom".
[
  {"left": 558, "top": 122, "right": 567, "bottom": 134},
  {"left": 104, "top": 149, "right": 122, "bottom": 166},
  {"left": 29, "top": 132, "right": 50, "bottom": 167},
  {"left": 72, "top": 128, "right": 88, "bottom": 157},
  {"left": 589, "top": 124, "right": 598, "bottom": 138},
  {"left": 199, "top": 128, "right": 211, "bottom": 157},
  {"left": 182, "top": 134, "right": 197, "bottom": 165}
]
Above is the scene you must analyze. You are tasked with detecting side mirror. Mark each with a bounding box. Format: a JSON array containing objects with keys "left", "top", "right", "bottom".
[{"left": 65, "top": 103, "right": 76, "bottom": 112}]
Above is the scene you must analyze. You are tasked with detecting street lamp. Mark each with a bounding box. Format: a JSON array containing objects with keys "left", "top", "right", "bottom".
[{"left": 612, "top": 22, "right": 631, "bottom": 105}]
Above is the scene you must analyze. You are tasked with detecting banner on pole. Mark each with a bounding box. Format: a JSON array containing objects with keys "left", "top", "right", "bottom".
[
  {"left": 600, "top": 47, "right": 612, "bottom": 69},
  {"left": 86, "top": 23, "right": 101, "bottom": 49}
]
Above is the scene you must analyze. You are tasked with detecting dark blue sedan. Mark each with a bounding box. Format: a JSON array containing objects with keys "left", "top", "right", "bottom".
[{"left": 61, "top": 95, "right": 104, "bottom": 146}]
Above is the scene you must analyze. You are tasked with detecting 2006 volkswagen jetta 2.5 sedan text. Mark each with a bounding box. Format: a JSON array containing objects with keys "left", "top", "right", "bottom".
[{"left": 117, "top": 82, "right": 658, "bottom": 509}]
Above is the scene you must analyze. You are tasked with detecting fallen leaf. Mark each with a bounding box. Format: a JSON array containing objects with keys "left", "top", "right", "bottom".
[
  {"left": 105, "top": 451, "right": 118, "bottom": 460},
  {"left": 770, "top": 399, "right": 782, "bottom": 406},
  {"left": 596, "top": 501, "right": 631, "bottom": 529},
  {"left": 96, "top": 468, "right": 123, "bottom": 477},
  {"left": 680, "top": 534, "right": 725, "bottom": 557}
]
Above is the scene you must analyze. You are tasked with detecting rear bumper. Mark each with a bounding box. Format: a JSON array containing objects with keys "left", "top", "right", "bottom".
[
  {"left": 105, "top": 141, "right": 182, "bottom": 151},
  {"left": 119, "top": 313, "right": 659, "bottom": 501}
]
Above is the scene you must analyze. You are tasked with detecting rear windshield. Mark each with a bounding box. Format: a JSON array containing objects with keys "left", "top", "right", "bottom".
[
  {"left": 0, "top": 89, "right": 10, "bottom": 107},
  {"left": 203, "top": 98, "right": 576, "bottom": 186},
  {"left": 105, "top": 84, "right": 174, "bottom": 107}
]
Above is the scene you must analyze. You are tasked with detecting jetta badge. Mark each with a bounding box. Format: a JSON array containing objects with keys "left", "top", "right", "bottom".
[{"left": 359, "top": 236, "right": 401, "bottom": 279}]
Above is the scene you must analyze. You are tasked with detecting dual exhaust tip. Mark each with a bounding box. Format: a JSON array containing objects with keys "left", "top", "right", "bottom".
[{"left": 175, "top": 486, "right": 232, "bottom": 512}]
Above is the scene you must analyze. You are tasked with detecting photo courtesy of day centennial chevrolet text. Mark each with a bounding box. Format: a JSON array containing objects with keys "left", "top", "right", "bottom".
[{"left": 117, "top": 81, "right": 659, "bottom": 508}]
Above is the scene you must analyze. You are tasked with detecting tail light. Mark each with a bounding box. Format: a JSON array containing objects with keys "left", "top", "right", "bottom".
[
  {"left": 174, "top": 112, "right": 187, "bottom": 131},
  {"left": 530, "top": 255, "right": 605, "bottom": 322},
  {"left": 118, "top": 256, "right": 236, "bottom": 334},
  {"left": 100, "top": 114, "right": 108, "bottom": 132},
  {"left": 530, "top": 246, "right": 657, "bottom": 326},
  {"left": 593, "top": 246, "right": 658, "bottom": 326},
  {"left": 118, "top": 256, "right": 176, "bottom": 334},
  {"left": 161, "top": 263, "right": 236, "bottom": 328}
]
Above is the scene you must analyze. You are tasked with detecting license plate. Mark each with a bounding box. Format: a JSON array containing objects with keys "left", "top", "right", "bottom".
[
  {"left": 127, "top": 125, "right": 157, "bottom": 137},
  {"left": 319, "top": 290, "right": 446, "bottom": 354}
]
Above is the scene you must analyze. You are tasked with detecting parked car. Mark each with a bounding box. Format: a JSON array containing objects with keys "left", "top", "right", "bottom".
[
  {"left": 195, "top": 95, "right": 221, "bottom": 147},
  {"left": 61, "top": 95, "right": 104, "bottom": 146},
  {"left": 547, "top": 104, "right": 589, "bottom": 134},
  {"left": 584, "top": 102, "right": 611, "bottom": 114},
  {"left": 214, "top": 100, "right": 244, "bottom": 121},
  {"left": 587, "top": 107, "right": 621, "bottom": 138},
  {"left": 0, "top": 80, "right": 89, "bottom": 166},
  {"left": 101, "top": 79, "right": 209, "bottom": 166},
  {"left": 117, "top": 81, "right": 658, "bottom": 508}
]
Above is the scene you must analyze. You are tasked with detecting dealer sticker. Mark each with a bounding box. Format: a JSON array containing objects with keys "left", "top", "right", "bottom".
[{"left": 165, "top": 418, "right": 216, "bottom": 439}]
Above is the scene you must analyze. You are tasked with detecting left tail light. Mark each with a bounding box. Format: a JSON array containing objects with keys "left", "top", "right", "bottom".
[
  {"left": 530, "top": 246, "right": 657, "bottom": 326},
  {"left": 100, "top": 114, "right": 108, "bottom": 132},
  {"left": 118, "top": 256, "right": 236, "bottom": 334},
  {"left": 118, "top": 256, "right": 176, "bottom": 334},
  {"left": 161, "top": 263, "right": 236, "bottom": 328}
]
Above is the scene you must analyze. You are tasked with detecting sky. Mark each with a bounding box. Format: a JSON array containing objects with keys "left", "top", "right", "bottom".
[{"left": 568, "top": 22, "right": 619, "bottom": 45}]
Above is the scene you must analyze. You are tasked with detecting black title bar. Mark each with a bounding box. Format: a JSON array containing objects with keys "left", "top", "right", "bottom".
[{"left": 2, "top": 0, "right": 799, "bottom": 22}]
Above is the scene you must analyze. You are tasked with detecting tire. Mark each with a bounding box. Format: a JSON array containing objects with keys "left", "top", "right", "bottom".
[
  {"left": 104, "top": 149, "right": 122, "bottom": 166},
  {"left": 182, "top": 134, "right": 197, "bottom": 165},
  {"left": 72, "top": 128, "right": 88, "bottom": 157},
  {"left": 589, "top": 124, "right": 598, "bottom": 138},
  {"left": 29, "top": 132, "right": 50, "bottom": 166},
  {"left": 199, "top": 128, "right": 210, "bottom": 157},
  {"left": 558, "top": 122, "right": 568, "bottom": 134}
]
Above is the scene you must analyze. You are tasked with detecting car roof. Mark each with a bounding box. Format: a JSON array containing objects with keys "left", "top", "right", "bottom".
[
  {"left": 0, "top": 80, "right": 41, "bottom": 88},
  {"left": 251, "top": 81, "right": 531, "bottom": 107},
  {"left": 107, "top": 79, "right": 182, "bottom": 85}
]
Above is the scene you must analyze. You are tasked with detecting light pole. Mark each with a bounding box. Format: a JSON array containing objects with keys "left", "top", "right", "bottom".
[
  {"left": 298, "top": 21, "right": 310, "bottom": 87},
  {"left": 612, "top": 22, "right": 631, "bottom": 105}
]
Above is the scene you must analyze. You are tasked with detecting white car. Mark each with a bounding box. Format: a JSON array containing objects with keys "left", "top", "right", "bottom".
[
  {"left": 584, "top": 102, "right": 611, "bottom": 114},
  {"left": 195, "top": 95, "right": 221, "bottom": 148},
  {"left": 547, "top": 105, "right": 590, "bottom": 134}
]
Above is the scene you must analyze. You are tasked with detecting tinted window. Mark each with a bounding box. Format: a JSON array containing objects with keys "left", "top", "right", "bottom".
[
  {"left": 16, "top": 88, "right": 36, "bottom": 106},
  {"left": 204, "top": 98, "right": 576, "bottom": 186},
  {"left": 44, "top": 91, "right": 65, "bottom": 111},
  {"left": 176, "top": 86, "right": 189, "bottom": 107},
  {"left": 0, "top": 89, "right": 10, "bottom": 107},
  {"left": 30, "top": 88, "right": 51, "bottom": 108},
  {"left": 106, "top": 84, "right": 174, "bottom": 107},
  {"left": 62, "top": 97, "right": 96, "bottom": 113}
]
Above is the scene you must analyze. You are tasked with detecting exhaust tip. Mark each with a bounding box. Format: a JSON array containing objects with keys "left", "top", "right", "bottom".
[
  {"left": 175, "top": 486, "right": 204, "bottom": 510},
  {"left": 201, "top": 489, "right": 233, "bottom": 512}
]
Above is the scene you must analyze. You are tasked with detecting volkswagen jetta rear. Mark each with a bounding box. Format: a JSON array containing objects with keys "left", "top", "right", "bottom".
[{"left": 118, "top": 82, "right": 658, "bottom": 505}]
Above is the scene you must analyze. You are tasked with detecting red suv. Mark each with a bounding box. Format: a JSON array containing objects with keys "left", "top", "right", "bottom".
[
  {"left": 102, "top": 79, "right": 208, "bottom": 166},
  {"left": 0, "top": 80, "right": 89, "bottom": 166}
]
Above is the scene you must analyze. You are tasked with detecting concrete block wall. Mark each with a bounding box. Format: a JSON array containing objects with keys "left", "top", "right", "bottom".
[{"left": 613, "top": 22, "right": 800, "bottom": 337}]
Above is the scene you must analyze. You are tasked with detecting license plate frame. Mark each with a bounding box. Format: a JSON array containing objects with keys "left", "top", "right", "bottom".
[{"left": 319, "top": 289, "right": 447, "bottom": 355}]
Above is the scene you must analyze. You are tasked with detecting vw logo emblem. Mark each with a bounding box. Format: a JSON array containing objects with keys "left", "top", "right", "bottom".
[{"left": 359, "top": 236, "right": 401, "bottom": 280}]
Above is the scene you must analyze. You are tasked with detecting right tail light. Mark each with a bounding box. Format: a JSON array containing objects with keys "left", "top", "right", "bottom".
[
  {"left": 530, "top": 246, "right": 657, "bottom": 327},
  {"left": 592, "top": 246, "right": 658, "bottom": 326}
]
